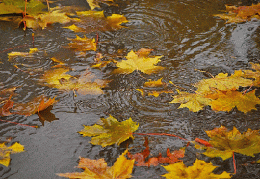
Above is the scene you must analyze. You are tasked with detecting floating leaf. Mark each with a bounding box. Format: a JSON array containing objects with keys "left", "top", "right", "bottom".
[
  {"left": 57, "top": 149, "right": 134, "bottom": 179},
  {"left": 79, "top": 115, "right": 139, "bottom": 147},
  {"left": 214, "top": 3, "right": 260, "bottom": 23},
  {"left": 0, "top": 0, "right": 46, "bottom": 16},
  {"left": 194, "top": 71, "right": 252, "bottom": 94},
  {"left": 162, "top": 159, "right": 231, "bottom": 179},
  {"left": 195, "top": 126, "right": 260, "bottom": 160},
  {"left": 66, "top": 35, "right": 96, "bottom": 52},
  {"left": 113, "top": 49, "right": 164, "bottom": 74},
  {"left": 170, "top": 90, "right": 212, "bottom": 112},
  {"left": 0, "top": 142, "right": 25, "bottom": 167},
  {"left": 206, "top": 90, "right": 260, "bottom": 113},
  {"left": 8, "top": 48, "right": 38, "bottom": 60}
]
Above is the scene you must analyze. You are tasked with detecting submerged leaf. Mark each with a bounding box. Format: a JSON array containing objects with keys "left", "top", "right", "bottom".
[
  {"left": 162, "top": 159, "right": 231, "bottom": 179},
  {"left": 79, "top": 115, "right": 139, "bottom": 147},
  {"left": 195, "top": 126, "right": 260, "bottom": 160},
  {"left": 128, "top": 137, "right": 184, "bottom": 166},
  {"left": 13, "top": 95, "right": 57, "bottom": 116},
  {"left": 57, "top": 149, "right": 134, "bottom": 179},
  {"left": 0, "top": 142, "right": 25, "bottom": 167},
  {"left": 114, "top": 50, "right": 164, "bottom": 74},
  {"left": 64, "top": 10, "right": 128, "bottom": 33},
  {"left": 66, "top": 35, "right": 96, "bottom": 52}
]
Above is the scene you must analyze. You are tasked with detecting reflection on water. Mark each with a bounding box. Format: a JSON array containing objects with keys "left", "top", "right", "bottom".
[{"left": 0, "top": 0, "right": 260, "bottom": 178}]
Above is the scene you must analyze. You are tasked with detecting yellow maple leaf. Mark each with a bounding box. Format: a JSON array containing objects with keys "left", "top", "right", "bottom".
[
  {"left": 206, "top": 90, "right": 260, "bottom": 113},
  {"left": 170, "top": 90, "right": 212, "bottom": 112},
  {"left": 162, "top": 159, "right": 231, "bottom": 179},
  {"left": 195, "top": 126, "right": 260, "bottom": 161},
  {"left": 113, "top": 50, "right": 164, "bottom": 74},
  {"left": 194, "top": 71, "right": 252, "bottom": 94},
  {"left": 79, "top": 115, "right": 139, "bottom": 147},
  {"left": 0, "top": 142, "right": 25, "bottom": 167},
  {"left": 66, "top": 35, "right": 96, "bottom": 52},
  {"left": 57, "top": 150, "right": 134, "bottom": 179}
]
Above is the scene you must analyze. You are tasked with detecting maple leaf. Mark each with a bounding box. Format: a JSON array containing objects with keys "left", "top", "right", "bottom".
[
  {"left": 13, "top": 95, "right": 57, "bottom": 116},
  {"left": 128, "top": 137, "right": 184, "bottom": 166},
  {"left": 113, "top": 49, "right": 164, "bottom": 74},
  {"left": 194, "top": 71, "right": 252, "bottom": 94},
  {"left": 0, "top": 0, "right": 46, "bottom": 16},
  {"left": 206, "top": 89, "right": 260, "bottom": 113},
  {"left": 170, "top": 90, "right": 212, "bottom": 112},
  {"left": 195, "top": 126, "right": 260, "bottom": 161},
  {"left": 214, "top": 3, "right": 260, "bottom": 23},
  {"left": 78, "top": 115, "right": 139, "bottom": 147},
  {"left": 57, "top": 149, "right": 134, "bottom": 179},
  {"left": 64, "top": 10, "right": 128, "bottom": 33},
  {"left": 66, "top": 35, "right": 96, "bottom": 52},
  {"left": 0, "top": 142, "right": 25, "bottom": 167},
  {"left": 162, "top": 159, "right": 231, "bottom": 179}
]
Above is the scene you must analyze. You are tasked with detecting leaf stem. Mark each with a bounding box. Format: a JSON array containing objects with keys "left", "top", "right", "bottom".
[
  {"left": 133, "top": 132, "right": 188, "bottom": 141},
  {"left": 233, "top": 152, "right": 237, "bottom": 174}
]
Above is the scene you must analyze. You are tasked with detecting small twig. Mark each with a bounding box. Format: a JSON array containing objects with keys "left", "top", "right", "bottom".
[
  {"left": 46, "top": 0, "right": 50, "bottom": 12},
  {"left": 243, "top": 84, "right": 253, "bottom": 95},
  {"left": 22, "top": 0, "right": 27, "bottom": 31}
]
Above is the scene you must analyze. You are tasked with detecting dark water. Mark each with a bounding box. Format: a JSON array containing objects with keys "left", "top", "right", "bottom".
[{"left": 0, "top": 0, "right": 260, "bottom": 178}]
